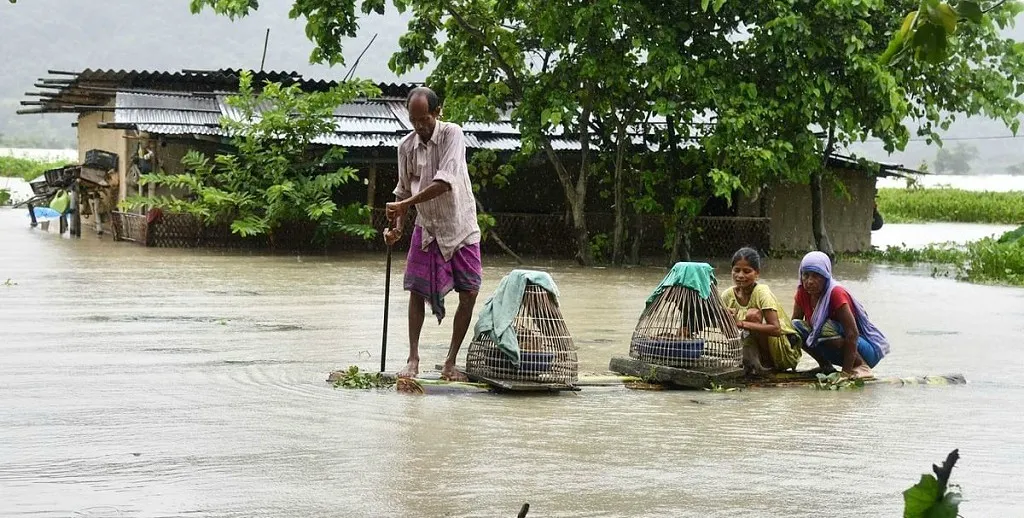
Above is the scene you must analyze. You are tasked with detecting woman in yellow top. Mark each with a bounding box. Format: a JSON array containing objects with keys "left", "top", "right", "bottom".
[{"left": 720, "top": 247, "right": 802, "bottom": 374}]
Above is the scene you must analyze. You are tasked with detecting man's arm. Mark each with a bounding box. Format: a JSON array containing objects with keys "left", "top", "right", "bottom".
[{"left": 388, "top": 125, "right": 465, "bottom": 215}]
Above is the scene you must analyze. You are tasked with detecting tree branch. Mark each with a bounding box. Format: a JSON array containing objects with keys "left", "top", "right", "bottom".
[
  {"left": 577, "top": 102, "right": 592, "bottom": 198},
  {"left": 983, "top": 0, "right": 1009, "bottom": 13},
  {"left": 542, "top": 139, "right": 576, "bottom": 204},
  {"left": 474, "top": 198, "right": 523, "bottom": 264},
  {"left": 442, "top": 1, "right": 524, "bottom": 96}
]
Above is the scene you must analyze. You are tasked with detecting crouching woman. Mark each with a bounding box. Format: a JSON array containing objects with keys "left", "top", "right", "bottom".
[{"left": 792, "top": 251, "right": 890, "bottom": 379}]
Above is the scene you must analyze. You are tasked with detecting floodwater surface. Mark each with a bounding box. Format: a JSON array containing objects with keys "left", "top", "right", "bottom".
[{"left": 1, "top": 208, "right": 1023, "bottom": 517}]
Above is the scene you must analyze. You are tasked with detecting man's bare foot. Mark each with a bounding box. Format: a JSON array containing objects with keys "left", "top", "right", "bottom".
[
  {"left": 397, "top": 358, "right": 419, "bottom": 379},
  {"left": 440, "top": 361, "right": 468, "bottom": 382}
]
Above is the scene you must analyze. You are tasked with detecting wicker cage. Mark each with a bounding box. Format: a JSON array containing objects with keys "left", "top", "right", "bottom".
[
  {"left": 629, "top": 279, "right": 743, "bottom": 371},
  {"left": 466, "top": 283, "right": 579, "bottom": 385}
]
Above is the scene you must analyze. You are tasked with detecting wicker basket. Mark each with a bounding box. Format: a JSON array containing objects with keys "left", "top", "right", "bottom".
[{"left": 466, "top": 283, "right": 578, "bottom": 385}]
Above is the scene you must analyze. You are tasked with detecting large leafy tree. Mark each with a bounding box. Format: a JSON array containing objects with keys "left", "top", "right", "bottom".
[
  {"left": 188, "top": 0, "right": 1024, "bottom": 261},
  {"left": 189, "top": 0, "right": 749, "bottom": 265},
  {"left": 709, "top": 0, "right": 1024, "bottom": 256}
]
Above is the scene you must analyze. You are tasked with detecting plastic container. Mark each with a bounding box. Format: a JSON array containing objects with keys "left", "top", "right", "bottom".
[
  {"left": 84, "top": 149, "right": 119, "bottom": 171},
  {"left": 487, "top": 349, "right": 556, "bottom": 373},
  {"left": 634, "top": 337, "right": 705, "bottom": 360}
]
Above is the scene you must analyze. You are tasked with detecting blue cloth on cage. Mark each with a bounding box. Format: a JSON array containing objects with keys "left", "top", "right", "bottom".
[
  {"left": 645, "top": 262, "right": 716, "bottom": 306},
  {"left": 473, "top": 270, "right": 560, "bottom": 366}
]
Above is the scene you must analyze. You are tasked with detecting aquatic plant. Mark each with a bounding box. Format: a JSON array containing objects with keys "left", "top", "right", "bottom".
[
  {"left": 0, "top": 188, "right": 10, "bottom": 205},
  {"left": 3, "top": 278, "right": 17, "bottom": 287},
  {"left": 331, "top": 365, "right": 396, "bottom": 390},
  {"left": 813, "top": 372, "right": 865, "bottom": 390},
  {"left": 903, "top": 449, "right": 961, "bottom": 518},
  {"left": 997, "top": 224, "right": 1024, "bottom": 245},
  {"left": 877, "top": 187, "right": 1024, "bottom": 224},
  {"left": 0, "top": 156, "right": 69, "bottom": 182},
  {"left": 865, "top": 237, "right": 1024, "bottom": 287},
  {"left": 705, "top": 381, "right": 740, "bottom": 393}
]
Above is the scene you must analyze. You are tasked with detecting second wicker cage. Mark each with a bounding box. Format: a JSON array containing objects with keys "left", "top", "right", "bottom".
[
  {"left": 629, "top": 263, "right": 743, "bottom": 371},
  {"left": 466, "top": 281, "right": 578, "bottom": 385}
]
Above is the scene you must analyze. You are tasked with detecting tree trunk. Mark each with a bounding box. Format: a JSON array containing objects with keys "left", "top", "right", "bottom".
[
  {"left": 810, "top": 170, "right": 834, "bottom": 258},
  {"left": 668, "top": 214, "right": 691, "bottom": 265},
  {"left": 611, "top": 121, "right": 627, "bottom": 265},
  {"left": 571, "top": 199, "right": 590, "bottom": 265},
  {"left": 541, "top": 108, "right": 592, "bottom": 265},
  {"left": 813, "top": 123, "right": 837, "bottom": 259},
  {"left": 629, "top": 211, "right": 643, "bottom": 265}
]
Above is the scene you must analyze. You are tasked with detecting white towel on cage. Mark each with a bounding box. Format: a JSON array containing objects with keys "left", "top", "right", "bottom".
[{"left": 473, "top": 269, "right": 560, "bottom": 366}]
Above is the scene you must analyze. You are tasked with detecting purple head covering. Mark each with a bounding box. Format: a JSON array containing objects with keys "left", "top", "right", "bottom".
[{"left": 798, "top": 251, "right": 889, "bottom": 356}]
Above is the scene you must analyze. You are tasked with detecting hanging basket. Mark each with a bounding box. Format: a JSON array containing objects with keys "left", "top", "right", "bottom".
[
  {"left": 466, "top": 283, "right": 578, "bottom": 385},
  {"left": 629, "top": 284, "right": 743, "bottom": 371}
]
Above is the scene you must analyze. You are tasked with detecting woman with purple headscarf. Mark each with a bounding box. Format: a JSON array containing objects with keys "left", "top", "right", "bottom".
[{"left": 791, "top": 251, "right": 889, "bottom": 379}]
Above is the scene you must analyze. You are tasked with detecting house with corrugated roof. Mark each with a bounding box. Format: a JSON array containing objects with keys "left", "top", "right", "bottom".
[{"left": 20, "top": 68, "right": 913, "bottom": 256}]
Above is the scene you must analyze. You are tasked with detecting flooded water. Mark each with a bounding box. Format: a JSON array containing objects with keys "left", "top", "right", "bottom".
[
  {"left": 877, "top": 173, "right": 1024, "bottom": 192},
  {"left": 2, "top": 178, "right": 33, "bottom": 206},
  {"left": 2, "top": 207, "right": 1023, "bottom": 517},
  {"left": 872, "top": 222, "right": 1017, "bottom": 249}
]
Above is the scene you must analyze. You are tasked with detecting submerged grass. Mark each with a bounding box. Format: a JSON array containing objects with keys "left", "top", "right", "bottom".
[
  {"left": 877, "top": 187, "right": 1024, "bottom": 224},
  {"left": 0, "top": 156, "right": 72, "bottom": 182},
  {"left": 861, "top": 232, "right": 1024, "bottom": 287}
]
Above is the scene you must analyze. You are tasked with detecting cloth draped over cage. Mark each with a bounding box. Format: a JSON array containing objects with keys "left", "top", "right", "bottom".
[
  {"left": 645, "top": 262, "right": 716, "bottom": 305},
  {"left": 631, "top": 262, "right": 743, "bottom": 371},
  {"left": 473, "top": 269, "right": 561, "bottom": 367}
]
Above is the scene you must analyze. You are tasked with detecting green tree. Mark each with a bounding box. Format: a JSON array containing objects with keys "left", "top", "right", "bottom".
[
  {"left": 710, "top": 0, "right": 1023, "bottom": 257},
  {"left": 188, "top": 0, "right": 1024, "bottom": 261},
  {"left": 188, "top": 0, "right": 749, "bottom": 265},
  {"left": 121, "top": 71, "right": 380, "bottom": 247},
  {"left": 934, "top": 142, "right": 980, "bottom": 174}
]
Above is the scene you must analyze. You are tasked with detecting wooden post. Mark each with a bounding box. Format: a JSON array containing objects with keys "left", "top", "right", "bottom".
[
  {"left": 91, "top": 196, "right": 103, "bottom": 235},
  {"left": 70, "top": 181, "right": 82, "bottom": 237},
  {"left": 27, "top": 202, "right": 38, "bottom": 227},
  {"left": 367, "top": 161, "right": 377, "bottom": 224}
]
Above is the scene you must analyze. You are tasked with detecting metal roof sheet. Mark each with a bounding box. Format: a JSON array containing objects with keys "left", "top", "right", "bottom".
[
  {"left": 114, "top": 92, "right": 222, "bottom": 127},
  {"left": 312, "top": 133, "right": 404, "bottom": 148},
  {"left": 135, "top": 123, "right": 223, "bottom": 136}
]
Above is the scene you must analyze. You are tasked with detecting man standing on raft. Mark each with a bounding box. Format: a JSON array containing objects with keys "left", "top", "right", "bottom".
[{"left": 384, "top": 86, "right": 482, "bottom": 381}]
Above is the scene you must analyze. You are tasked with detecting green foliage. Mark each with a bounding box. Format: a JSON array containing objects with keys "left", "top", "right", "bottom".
[
  {"left": 880, "top": 0, "right": 1021, "bottom": 68},
  {"left": 867, "top": 242, "right": 966, "bottom": 266},
  {"left": 331, "top": 365, "right": 395, "bottom": 389},
  {"left": 997, "top": 224, "right": 1024, "bottom": 244},
  {"left": 902, "top": 450, "right": 962, "bottom": 518},
  {"left": 120, "top": 71, "right": 381, "bottom": 245},
  {"left": 588, "top": 233, "right": 610, "bottom": 263},
  {"left": 877, "top": 187, "right": 1024, "bottom": 223},
  {"left": 0, "top": 188, "right": 10, "bottom": 205},
  {"left": 0, "top": 156, "right": 69, "bottom": 181},
  {"left": 477, "top": 212, "right": 497, "bottom": 241},
  {"left": 3, "top": 278, "right": 17, "bottom": 286},
  {"left": 867, "top": 238, "right": 1024, "bottom": 286},
  {"left": 813, "top": 372, "right": 865, "bottom": 390},
  {"left": 187, "top": 0, "right": 1024, "bottom": 263}
]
